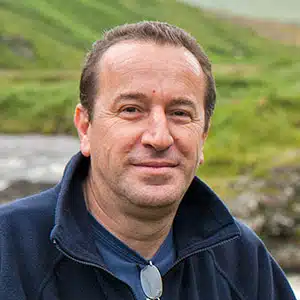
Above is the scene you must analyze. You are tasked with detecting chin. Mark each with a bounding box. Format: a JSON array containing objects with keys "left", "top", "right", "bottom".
[
  {"left": 127, "top": 184, "right": 185, "bottom": 208},
  {"left": 132, "top": 197, "right": 177, "bottom": 209}
]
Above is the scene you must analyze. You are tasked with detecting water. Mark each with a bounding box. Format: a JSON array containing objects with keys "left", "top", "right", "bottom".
[
  {"left": 0, "top": 134, "right": 299, "bottom": 297},
  {"left": 181, "top": 0, "right": 300, "bottom": 24},
  {"left": 0, "top": 134, "right": 79, "bottom": 187}
]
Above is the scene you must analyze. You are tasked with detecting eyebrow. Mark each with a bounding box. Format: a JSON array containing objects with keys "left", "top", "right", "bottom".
[
  {"left": 113, "top": 92, "right": 148, "bottom": 104},
  {"left": 167, "top": 98, "right": 198, "bottom": 112}
]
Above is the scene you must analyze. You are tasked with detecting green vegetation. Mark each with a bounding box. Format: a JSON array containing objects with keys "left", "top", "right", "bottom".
[{"left": 1, "top": 0, "right": 299, "bottom": 194}]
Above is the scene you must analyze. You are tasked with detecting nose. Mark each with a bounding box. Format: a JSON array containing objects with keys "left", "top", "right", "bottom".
[{"left": 141, "top": 108, "right": 174, "bottom": 151}]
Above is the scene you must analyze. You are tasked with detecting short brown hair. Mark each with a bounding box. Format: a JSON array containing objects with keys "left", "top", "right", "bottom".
[{"left": 79, "top": 21, "right": 216, "bottom": 132}]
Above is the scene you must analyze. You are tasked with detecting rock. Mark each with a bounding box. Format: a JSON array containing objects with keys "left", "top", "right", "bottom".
[
  {"left": 231, "top": 166, "right": 300, "bottom": 236},
  {"left": 288, "top": 274, "right": 300, "bottom": 299},
  {"left": 265, "top": 239, "right": 300, "bottom": 272},
  {"left": 0, "top": 180, "right": 54, "bottom": 204},
  {"left": 265, "top": 213, "right": 295, "bottom": 237},
  {"left": 229, "top": 165, "right": 300, "bottom": 271},
  {"left": 242, "top": 214, "right": 265, "bottom": 233},
  {"left": 227, "top": 191, "right": 259, "bottom": 218}
]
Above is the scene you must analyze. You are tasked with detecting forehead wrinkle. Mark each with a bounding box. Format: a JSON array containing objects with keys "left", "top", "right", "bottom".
[
  {"left": 98, "top": 41, "right": 206, "bottom": 104},
  {"left": 183, "top": 50, "right": 202, "bottom": 76}
]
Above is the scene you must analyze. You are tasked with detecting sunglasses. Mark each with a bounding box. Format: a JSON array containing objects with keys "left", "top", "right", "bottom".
[{"left": 140, "top": 261, "right": 163, "bottom": 300}]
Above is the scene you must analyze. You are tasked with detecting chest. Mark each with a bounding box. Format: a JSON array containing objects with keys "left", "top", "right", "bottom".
[{"left": 41, "top": 254, "right": 241, "bottom": 300}]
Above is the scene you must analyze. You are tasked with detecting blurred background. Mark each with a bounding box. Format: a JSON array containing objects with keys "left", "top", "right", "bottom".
[{"left": 0, "top": 0, "right": 299, "bottom": 295}]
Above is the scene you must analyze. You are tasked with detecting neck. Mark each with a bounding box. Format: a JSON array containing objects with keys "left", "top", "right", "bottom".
[{"left": 83, "top": 174, "right": 177, "bottom": 260}]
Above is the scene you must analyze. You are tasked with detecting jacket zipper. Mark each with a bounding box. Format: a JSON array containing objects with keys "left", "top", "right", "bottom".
[
  {"left": 52, "top": 239, "right": 137, "bottom": 300},
  {"left": 53, "top": 234, "right": 239, "bottom": 298},
  {"left": 53, "top": 234, "right": 239, "bottom": 274}
]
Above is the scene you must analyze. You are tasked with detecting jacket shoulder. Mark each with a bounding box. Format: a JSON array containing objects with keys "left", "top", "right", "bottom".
[
  {"left": 211, "top": 219, "right": 295, "bottom": 299},
  {"left": 212, "top": 218, "right": 273, "bottom": 272},
  {"left": 0, "top": 184, "right": 59, "bottom": 226},
  {"left": 0, "top": 184, "right": 60, "bottom": 246},
  {"left": 234, "top": 218, "right": 265, "bottom": 246},
  {"left": 0, "top": 185, "right": 61, "bottom": 299}
]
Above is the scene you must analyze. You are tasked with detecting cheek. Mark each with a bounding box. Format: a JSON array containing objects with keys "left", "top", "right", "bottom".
[
  {"left": 173, "top": 126, "right": 204, "bottom": 159},
  {"left": 89, "top": 118, "right": 144, "bottom": 157}
]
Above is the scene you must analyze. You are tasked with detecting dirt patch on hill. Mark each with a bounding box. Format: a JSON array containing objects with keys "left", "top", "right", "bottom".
[{"left": 208, "top": 9, "right": 300, "bottom": 46}]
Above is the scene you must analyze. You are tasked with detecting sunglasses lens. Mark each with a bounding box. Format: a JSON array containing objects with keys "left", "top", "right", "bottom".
[{"left": 140, "top": 263, "right": 163, "bottom": 299}]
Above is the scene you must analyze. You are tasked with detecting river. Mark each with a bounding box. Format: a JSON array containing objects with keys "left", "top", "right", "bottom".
[{"left": 0, "top": 134, "right": 299, "bottom": 298}]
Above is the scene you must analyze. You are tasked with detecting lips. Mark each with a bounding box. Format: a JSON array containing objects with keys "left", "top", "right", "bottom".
[{"left": 133, "top": 161, "right": 178, "bottom": 168}]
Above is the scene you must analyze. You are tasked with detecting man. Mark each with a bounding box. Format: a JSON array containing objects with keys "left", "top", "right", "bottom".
[{"left": 0, "top": 21, "right": 296, "bottom": 300}]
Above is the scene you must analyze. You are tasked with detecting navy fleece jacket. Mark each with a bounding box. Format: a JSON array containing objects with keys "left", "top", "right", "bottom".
[{"left": 0, "top": 153, "right": 296, "bottom": 299}]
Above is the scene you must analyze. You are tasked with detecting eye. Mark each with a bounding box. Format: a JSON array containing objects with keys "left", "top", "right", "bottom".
[
  {"left": 122, "top": 106, "right": 139, "bottom": 113},
  {"left": 119, "top": 106, "right": 143, "bottom": 120},
  {"left": 170, "top": 110, "right": 192, "bottom": 121},
  {"left": 172, "top": 111, "right": 189, "bottom": 117},
  {"left": 119, "top": 106, "right": 142, "bottom": 114}
]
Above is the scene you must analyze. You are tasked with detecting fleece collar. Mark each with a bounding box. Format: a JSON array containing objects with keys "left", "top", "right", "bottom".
[{"left": 50, "top": 152, "right": 240, "bottom": 266}]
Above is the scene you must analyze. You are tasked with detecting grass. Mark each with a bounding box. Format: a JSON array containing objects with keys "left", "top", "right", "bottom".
[
  {"left": 1, "top": 0, "right": 300, "bottom": 197},
  {"left": 200, "top": 58, "right": 300, "bottom": 182},
  {"left": 1, "top": 0, "right": 296, "bottom": 68}
]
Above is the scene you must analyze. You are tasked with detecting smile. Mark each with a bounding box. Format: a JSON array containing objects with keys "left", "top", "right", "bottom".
[{"left": 133, "top": 161, "right": 178, "bottom": 168}]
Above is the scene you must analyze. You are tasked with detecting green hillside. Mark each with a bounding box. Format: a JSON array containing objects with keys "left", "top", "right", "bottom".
[
  {"left": 1, "top": 0, "right": 297, "bottom": 68},
  {"left": 1, "top": 0, "right": 299, "bottom": 189}
]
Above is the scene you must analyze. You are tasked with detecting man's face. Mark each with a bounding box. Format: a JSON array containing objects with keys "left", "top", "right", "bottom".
[{"left": 77, "top": 41, "right": 208, "bottom": 209}]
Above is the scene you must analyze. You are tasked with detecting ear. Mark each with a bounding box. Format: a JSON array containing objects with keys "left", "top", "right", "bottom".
[
  {"left": 199, "top": 148, "right": 205, "bottom": 166},
  {"left": 198, "top": 129, "right": 209, "bottom": 166},
  {"left": 74, "top": 104, "right": 91, "bottom": 157}
]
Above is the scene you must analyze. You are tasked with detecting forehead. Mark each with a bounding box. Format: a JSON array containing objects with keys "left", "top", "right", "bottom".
[
  {"left": 98, "top": 41, "right": 205, "bottom": 98},
  {"left": 100, "top": 40, "right": 202, "bottom": 75}
]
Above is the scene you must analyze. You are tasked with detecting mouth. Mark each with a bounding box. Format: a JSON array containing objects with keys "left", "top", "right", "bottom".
[{"left": 132, "top": 161, "right": 178, "bottom": 168}]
